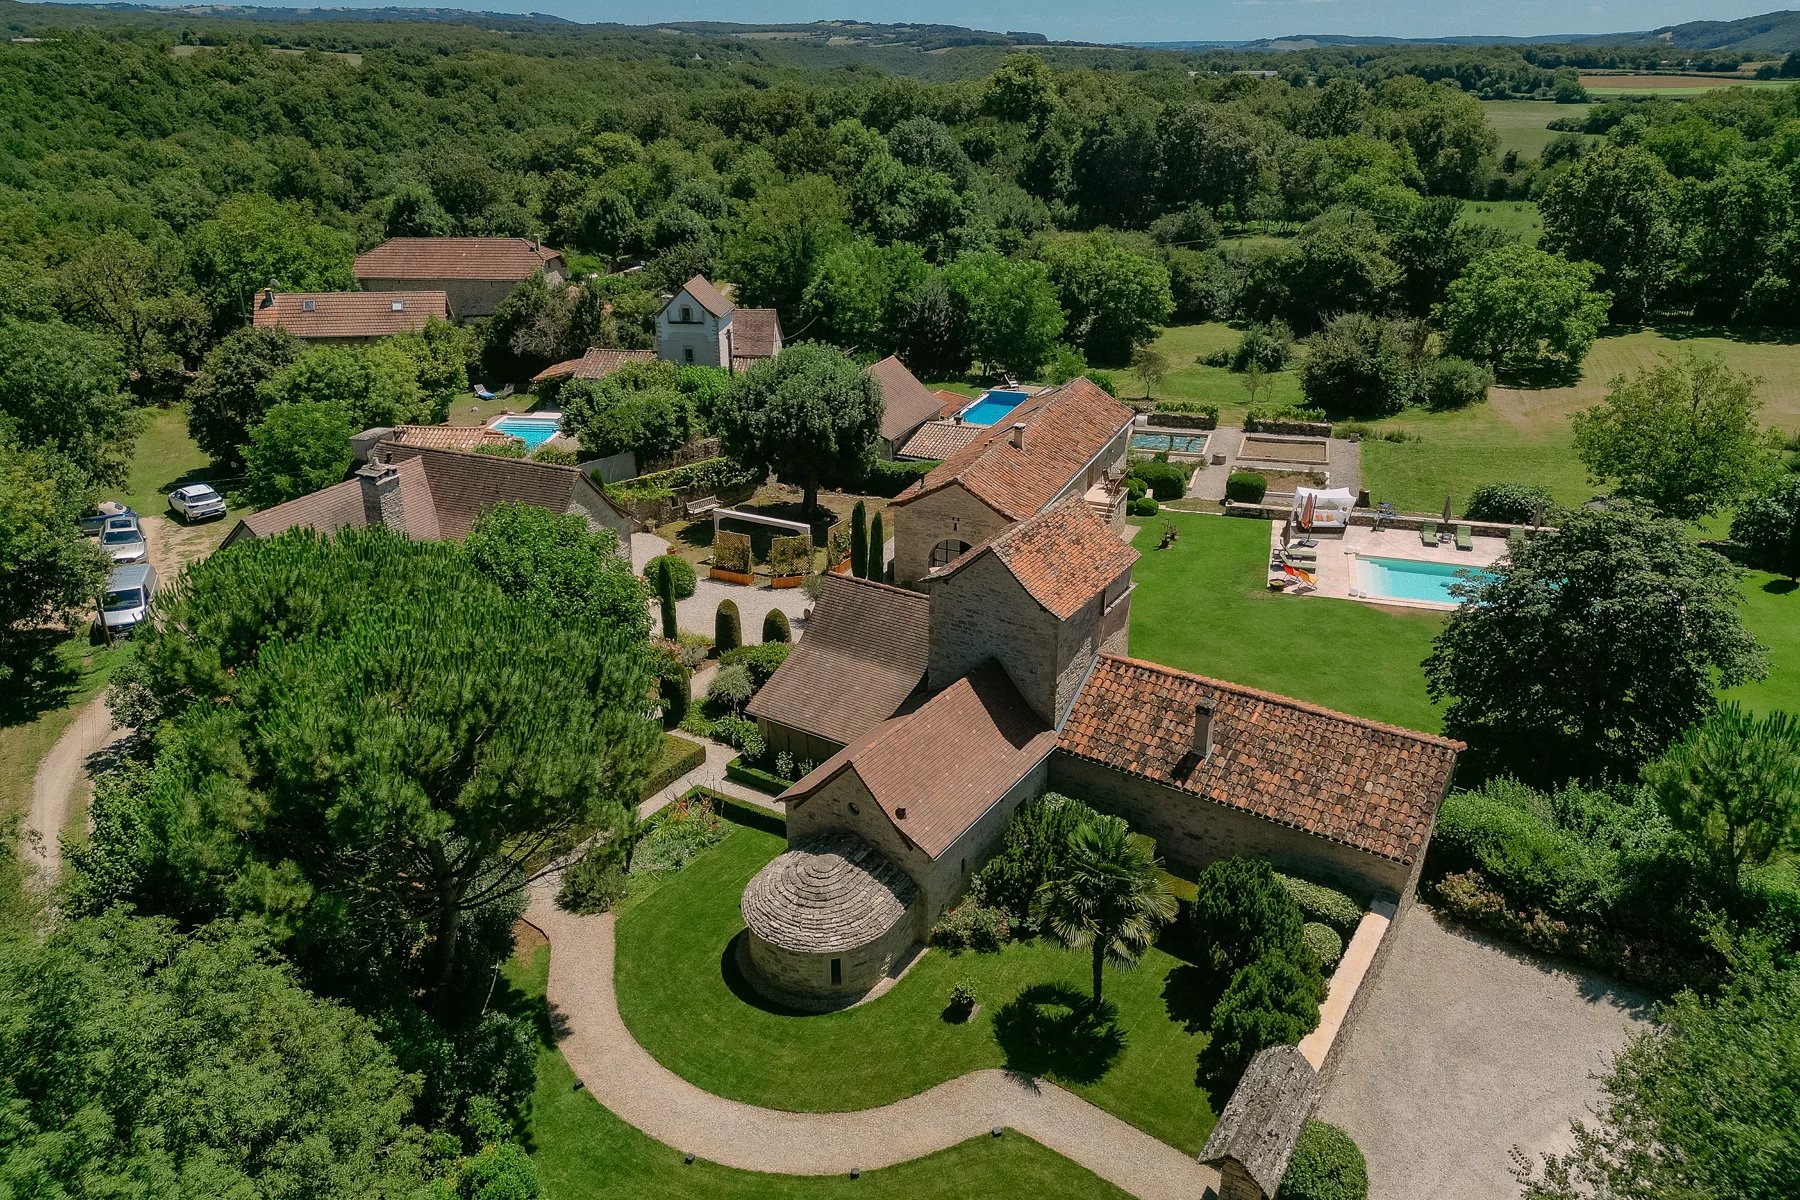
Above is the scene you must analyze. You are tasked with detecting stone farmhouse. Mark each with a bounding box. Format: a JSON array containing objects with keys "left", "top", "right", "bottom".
[
  {"left": 252, "top": 288, "right": 451, "bottom": 343},
  {"left": 887, "top": 377, "right": 1135, "bottom": 588},
  {"left": 221, "top": 441, "right": 634, "bottom": 550},
  {"left": 738, "top": 380, "right": 1462, "bottom": 1010},
  {"left": 657, "top": 274, "right": 784, "bottom": 370},
  {"left": 353, "top": 236, "right": 568, "bottom": 319}
]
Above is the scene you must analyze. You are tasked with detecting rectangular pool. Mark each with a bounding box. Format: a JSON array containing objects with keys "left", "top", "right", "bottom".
[
  {"left": 1132, "top": 432, "right": 1209, "bottom": 455},
  {"left": 491, "top": 415, "right": 562, "bottom": 452},
  {"left": 958, "top": 389, "right": 1030, "bottom": 427},
  {"left": 1356, "top": 556, "right": 1495, "bottom": 606}
]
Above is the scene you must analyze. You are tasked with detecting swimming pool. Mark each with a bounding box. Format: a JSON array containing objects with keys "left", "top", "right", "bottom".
[
  {"left": 1132, "top": 431, "right": 1209, "bottom": 456},
  {"left": 1356, "top": 556, "right": 1495, "bottom": 606},
  {"left": 491, "top": 415, "right": 562, "bottom": 452},
  {"left": 958, "top": 389, "right": 1030, "bottom": 427}
]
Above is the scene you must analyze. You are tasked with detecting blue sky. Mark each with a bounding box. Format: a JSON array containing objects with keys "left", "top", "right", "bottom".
[{"left": 160, "top": 0, "right": 1784, "bottom": 45}]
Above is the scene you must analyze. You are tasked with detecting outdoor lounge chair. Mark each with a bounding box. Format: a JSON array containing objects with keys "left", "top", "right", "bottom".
[
  {"left": 1283, "top": 548, "right": 1318, "bottom": 564},
  {"left": 1455, "top": 524, "right": 1474, "bottom": 551},
  {"left": 1420, "top": 522, "right": 1438, "bottom": 546}
]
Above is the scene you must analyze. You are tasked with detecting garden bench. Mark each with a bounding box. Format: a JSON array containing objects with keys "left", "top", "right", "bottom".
[{"left": 684, "top": 495, "right": 720, "bottom": 518}]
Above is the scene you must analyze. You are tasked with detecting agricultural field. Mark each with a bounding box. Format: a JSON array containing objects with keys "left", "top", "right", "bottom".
[
  {"left": 1578, "top": 74, "right": 1791, "bottom": 96},
  {"left": 1480, "top": 99, "right": 1590, "bottom": 158}
]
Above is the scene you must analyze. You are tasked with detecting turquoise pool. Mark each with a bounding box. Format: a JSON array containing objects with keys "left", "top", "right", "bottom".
[
  {"left": 1356, "top": 556, "right": 1495, "bottom": 606},
  {"left": 959, "top": 389, "right": 1030, "bottom": 427},
  {"left": 492, "top": 415, "right": 561, "bottom": 451}
]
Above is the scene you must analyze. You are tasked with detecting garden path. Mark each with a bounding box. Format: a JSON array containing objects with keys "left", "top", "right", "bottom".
[
  {"left": 22, "top": 695, "right": 124, "bottom": 890},
  {"left": 524, "top": 879, "right": 1219, "bottom": 1200}
]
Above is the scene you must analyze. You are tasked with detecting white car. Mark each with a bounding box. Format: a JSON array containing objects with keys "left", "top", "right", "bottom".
[
  {"left": 100, "top": 515, "right": 147, "bottom": 564},
  {"left": 169, "top": 483, "right": 228, "bottom": 523}
]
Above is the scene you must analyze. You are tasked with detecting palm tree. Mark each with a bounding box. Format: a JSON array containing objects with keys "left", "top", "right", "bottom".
[{"left": 1036, "top": 815, "right": 1178, "bottom": 1008}]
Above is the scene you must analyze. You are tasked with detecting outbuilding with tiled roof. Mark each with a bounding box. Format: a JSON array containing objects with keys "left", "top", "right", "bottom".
[
  {"left": 353, "top": 237, "right": 567, "bottom": 319},
  {"left": 252, "top": 289, "right": 450, "bottom": 341},
  {"left": 531, "top": 347, "right": 659, "bottom": 386}
]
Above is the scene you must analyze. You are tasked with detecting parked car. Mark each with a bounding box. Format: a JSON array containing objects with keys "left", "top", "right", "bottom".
[
  {"left": 100, "top": 562, "right": 158, "bottom": 637},
  {"left": 99, "top": 515, "right": 147, "bottom": 564},
  {"left": 78, "top": 500, "right": 136, "bottom": 537},
  {"left": 168, "top": 483, "right": 227, "bottom": 523}
]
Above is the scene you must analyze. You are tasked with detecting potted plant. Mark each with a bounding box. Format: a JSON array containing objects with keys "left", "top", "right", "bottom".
[
  {"left": 768, "top": 533, "right": 811, "bottom": 589},
  {"left": 709, "top": 529, "right": 755, "bottom": 585}
]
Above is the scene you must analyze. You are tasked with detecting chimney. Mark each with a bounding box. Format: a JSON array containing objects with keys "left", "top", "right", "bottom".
[
  {"left": 1009, "top": 422, "right": 1025, "bottom": 450},
  {"left": 357, "top": 460, "right": 407, "bottom": 533},
  {"left": 1192, "top": 699, "right": 1216, "bottom": 762},
  {"left": 261, "top": 285, "right": 275, "bottom": 308}
]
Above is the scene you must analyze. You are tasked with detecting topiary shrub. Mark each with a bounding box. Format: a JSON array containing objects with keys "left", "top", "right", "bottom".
[
  {"left": 1303, "top": 921, "right": 1345, "bottom": 970},
  {"left": 868, "top": 512, "right": 885, "bottom": 580},
  {"left": 1208, "top": 951, "right": 1326, "bottom": 1068},
  {"left": 657, "top": 658, "right": 690, "bottom": 728},
  {"left": 1281, "top": 1121, "right": 1369, "bottom": 1200},
  {"left": 761, "top": 608, "right": 791, "bottom": 644},
  {"left": 1275, "top": 873, "right": 1365, "bottom": 933},
  {"left": 1465, "top": 482, "right": 1553, "bottom": 525},
  {"left": 1129, "top": 496, "right": 1160, "bottom": 517},
  {"left": 707, "top": 663, "right": 754, "bottom": 711},
  {"left": 1131, "top": 460, "right": 1188, "bottom": 501},
  {"left": 929, "top": 899, "right": 1012, "bottom": 954},
  {"left": 1190, "top": 857, "right": 1310, "bottom": 974},
  {"left": 713, "top": 598, "right": 741, "bottom": 652},
  {"left": 1225, "top": 471, "right": 1268, "bottom": 504}
]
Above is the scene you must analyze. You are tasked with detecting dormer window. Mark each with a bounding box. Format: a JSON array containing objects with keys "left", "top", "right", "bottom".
[
  {"left": 391, "top": 299, "right": 404, "bottom": 312},
  {"left": 680, "top": 304, "right": 693, "bottom": 322},
  {"left": 301, "top": 299, "right": 315, "bottom": 313}
]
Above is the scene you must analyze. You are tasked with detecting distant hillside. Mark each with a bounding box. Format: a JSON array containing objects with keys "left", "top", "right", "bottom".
[
  {"left": 36, "top": 3, "right": 578, "bottom": 29},
  {"left": 1135, "top": 10, "right": 1800, "bottom": 55}
]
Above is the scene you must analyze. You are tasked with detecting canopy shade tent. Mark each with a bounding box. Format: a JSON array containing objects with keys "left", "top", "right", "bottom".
[{"left": 1291, "top": 486, "right": 1355, "bottom": 531}]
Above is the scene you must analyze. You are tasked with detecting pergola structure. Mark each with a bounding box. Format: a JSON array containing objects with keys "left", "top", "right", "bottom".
[{"left": 712, "top": 508, "right": 810, "bottom": 539}]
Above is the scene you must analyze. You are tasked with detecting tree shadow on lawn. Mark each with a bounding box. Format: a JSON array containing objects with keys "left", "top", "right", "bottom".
[
  {"left": 992, "top": 982, "right": 1125, "bottom": 1086},
  {"left": 1160, "top": 962, "right": 1227, "bottom": 1037},
  {"left": 1763, "top": 577, "right": 1797, "bottom": 595},
  {"left": 0, "top": 629, "right": 88, "bottom": 728}
]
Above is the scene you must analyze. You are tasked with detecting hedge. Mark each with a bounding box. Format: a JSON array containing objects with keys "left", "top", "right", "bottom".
[
  {"left": 1131, "top": 460, "right": 1188, "bottom": 501},
  {"left": 1128, "top": 496, "right": 1159, "bottom": 517},
  {"left": 714, "top": 599, "right": 742, "bottom": 652},
  {"left": 863, "top": 458, "right": 938, "bottom": 497},
  {"left": 761, "top": 608, "right": 791, "bottom": 643},
  {"left": 720, "top": 641, "right": 791, "bottom": 687},
  {"left": 1225, "top": 471, "right": 1268, "bottom": 503},
  {"left": 725, "top": 756, "right": 792, "bottom": 795},
  {"left": 643, "top": 553, "right": 697, "bottom": 599},
  {"left": 1281, "top": 1122, "right": 1368, "bottom": 1200},
  {"left": 1303, "top": 922, "right": 1345, "bottom": 970},
  {"left": 607, "top": 456, "right": 760, "bottom": 504},
  {"left": 1275, "top": 873, "right": 1364, "bottom": 933},
  {"left": 639, "top": 733, "right": 706, "bottom": 800},
  {"left": 1465, "top": 482, "right": 1553, "bottom": 525}
]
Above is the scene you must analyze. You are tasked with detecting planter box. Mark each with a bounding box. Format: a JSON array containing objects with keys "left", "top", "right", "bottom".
[
  {"left": 770, "top": 575, "right": 805, "bottom": 589},
  {"left": 828, "top": 559, "right": 852, "bottom": 575},
  {"left": 709, "top": 567, "right": 755, "bottom": 586}
]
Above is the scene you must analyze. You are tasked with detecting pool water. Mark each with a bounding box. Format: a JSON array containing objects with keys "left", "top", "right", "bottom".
[
  {"left": 1132, "top": 432, "right": 1209, "bottom": 455},
  {"left": 959, "top": 389, "right": 1031, "bottom": 427},
  {"left": 492, "top": 415, "right": 562, "bottom": 452},
  {"left": 1356, "top": 556, "right": 1495, "bottom": 606}
]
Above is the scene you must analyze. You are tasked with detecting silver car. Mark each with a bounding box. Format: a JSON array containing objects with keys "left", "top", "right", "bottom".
[
  {"left": 169, "top": 483, "right": 228, "bottom": 523},
  {"left": 101, "top": 562, "right": 158, "bottom": 636},
  {"left": 100, "top": 515, "right": 147, "bottom": 564}
]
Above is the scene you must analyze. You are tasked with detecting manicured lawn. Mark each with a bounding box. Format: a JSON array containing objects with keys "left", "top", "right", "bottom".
[
  {"left": 1727, "top": 569, "right": 1800, "bottom": 718},
  {"left": 612, "top": 822, "right": 1221, "bottom": 1153},
  {"left": 0, "top": 634, "right": 130, "bottom": 822},
  {"left": 1115, "top": 322, "right": 1307, "bottom": 424},
  {"left": 110, "top": 404, "right": 224, "bottom": 516},
  {"left": 502, "top": 945, "right": 1134, "bottom": 1200},
  {"left": 1128, "top": 513, "right": 1446, "bottom": 732}
]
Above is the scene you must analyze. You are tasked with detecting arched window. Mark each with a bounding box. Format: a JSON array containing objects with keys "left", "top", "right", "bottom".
[{"left": 930, "top": 538, "right": 971, "bottom": 568}]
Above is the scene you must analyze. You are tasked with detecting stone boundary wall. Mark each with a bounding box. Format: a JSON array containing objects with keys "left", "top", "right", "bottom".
[
  {"left": 1296, "top": 897, "right": 1397, "bottom": 1073},
  {"left": 1225, "top": 500, "right": 1551, "bottom": 540},
  {"left": 1245, "top": 416, "right": 1332, "bottom": 437},
  {"left": 1146, "top": 411, "right": 1218, "bottom": 431}
]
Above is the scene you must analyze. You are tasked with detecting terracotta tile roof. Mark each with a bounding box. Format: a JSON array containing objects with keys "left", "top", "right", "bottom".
[
  {"left": 670, "top": 274, "right": 733, "bottom": 318},
  {"left": 729, "top": 308, "right": 782, "bottom": 359},
  {"left": 1058, "top": 656, "right": 1463, "bottom": 865},
  {"left": 730, "top": 356, "right": 764, "bottom": 375},
  {"left": 785, "top": 663, "right": 1058, "bottom": 860},
  {"left": 387, "top": 424, "right": 517, "bottom": 453},
  {"left": 531, "top": 348, "right": 658, "bottom": 385},
  {"left": 746, "top": 574, "right": 931, "bottom": 748},
  {"left": 232, "top": 456, "right": 441, "bottom": 542},
  {"left": 934, "top": 390, "right": 969, "bottom": 415},
  {"left": 890, "top": 378, "right": 1133, "bottom": 521},
  {"left": 354, "top": 238, "right": 564, "bottom": 282},
  {"left": 896, "top": 420, "right": 984, "bottom": 462},
  {"left": 252, "top": 291, "right": 449, "bottom": 339},
  {"left": 935, "top": 499, "right": 1138, "bottom": 620},
  {"left": 868, "top": 355, "right": 944, "bottom": 443},
  {"left": 375, "top": 442, "right": 625, "bottom": 541}
]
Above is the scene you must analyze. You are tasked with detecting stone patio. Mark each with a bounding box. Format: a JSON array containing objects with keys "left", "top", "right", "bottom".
[
  {"left": 1180, "top": 427, "right": 1363, "bottom": 505},
  {"left": 1267, "top": 521, "right": 1509, "bottom": 610}
]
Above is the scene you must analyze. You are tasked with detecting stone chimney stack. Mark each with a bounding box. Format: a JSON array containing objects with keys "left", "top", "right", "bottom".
[
  {"left": 260, "top": 285, "right": 275, "bottom": 308},
  {"left": 1009, "top": 422, "right": 1025, "bottom": 451},
  {"left": 357, "top": 460, "right": 407, "bottom": 533},
  {"left": 1192, "top": 699, "right": 1216, "bottom": 761}
]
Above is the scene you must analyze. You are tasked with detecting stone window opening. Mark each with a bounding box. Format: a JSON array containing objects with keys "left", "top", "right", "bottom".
[
  {"left": 680, "top": 304, "right": 693, "bottom": 322},
  {"left": 830, "top": 958, "right": 842, "bottom": 985},
  {"left": 930, "top": 538, "right": 970, "bottom": 569},
  {"left": 684, "top": 346, "right": 694, "bottom": 363}
]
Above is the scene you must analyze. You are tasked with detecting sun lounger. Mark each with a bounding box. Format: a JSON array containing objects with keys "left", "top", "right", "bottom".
[
  {"left": 1283, "top": 548, "right": 1317, "bottom": 564},
  {"left": 1420, "top": 522, "right": 1438, "bottom": 546},
  {"left": 1455, "top": 524, "right": 1474, "bottom": 551}
]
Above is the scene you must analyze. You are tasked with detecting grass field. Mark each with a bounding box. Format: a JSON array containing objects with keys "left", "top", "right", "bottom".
[
  {"left": 612, "top": 820, "right": 1221, "bottom": 1153},
  {"left": 109, "top": 404, "right": 223, "bottom": 516},
  {"left": 1728, "top": 570, "right": 1800, "bottom": 717},
  {"left": 1481, "top": 100, "right": 1591, "bottom": 159},
  {"left": 503, "top": 944, "right": 1135, "bottom": 1200},
  {"left": 1115, "top": 322, "right": 1307, "bottom": 424},
  {"left": 1579, "top": 75, "right": 1790, "bottom": 97},
  {"left": 1127, "top": 513, "right": 1446, "bottom": 732},
  {"left": 1462, "top": 200, "right": 1543, "bottom": 245}
]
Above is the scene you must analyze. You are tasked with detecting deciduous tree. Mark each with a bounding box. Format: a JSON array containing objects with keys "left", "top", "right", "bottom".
[
  {"left": 242, "top": 401, "right": 355, "bottom": 506},
  {"left": 1436, "top": 244, "right": 1610, "bottom": 379},
  {"left": 1540, "top": 145, "right": 1680, "bottom": 320},
  {"left": 0, "top": 440, "right": 106, "bottom": 634},
  {"left": 186, "top": 326, "right": 306, "bottom": 470},
  {"left": 943, "top": 252, "right": 1065, "bottom": 377},
  {"left": 1040, "top": 235, "right": 1174, "bottom": 364},
  {"left": 0, "top": 317, "right": 138, "bottom": 487},
  {"left": 712, "top": 344, "right": 883, "bottom": 516}
]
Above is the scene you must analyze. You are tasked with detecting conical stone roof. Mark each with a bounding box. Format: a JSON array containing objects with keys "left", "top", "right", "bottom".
[{"left": 741, "top": 832, "right": 917, "bottom": 955}]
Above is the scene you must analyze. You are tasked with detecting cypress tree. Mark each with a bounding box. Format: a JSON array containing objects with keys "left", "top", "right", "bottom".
[
  {"left": 868, "top": 512, "right": 885, "bottom": 581},
  {"left": 850, "top": 499, "right": 868, "bottom": 579},
  {"left": 655, "top": 559, "right": 678, "bottom": 640},
  {"left": 762, "top": 608, "right": 791, "bottom": 643}
]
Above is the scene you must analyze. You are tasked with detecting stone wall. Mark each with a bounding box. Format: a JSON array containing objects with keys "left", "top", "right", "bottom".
[
  {"left": 893, "top": 484, "right": 1012, "bottom": 589},
  {"left": 743, "top": 902, "right": 920, "bottom": 1012},
  {"left": 656, "top": 304, "right": 726, "bottom": 367},
  {"left": 1048, "top": 753, "right": 1413, "bottom": 899},
  {"left": 356, "top": 275, "right": 546, "bottom": 320},
  {"left": 915, "top": 757, "right": 1051, "bottom": 923},
  {"left": 927, "top": 552, "right": 1062, "bottom": 724},
  {"left": 566, "top": 482, "right": 635, "bottom": 541}
]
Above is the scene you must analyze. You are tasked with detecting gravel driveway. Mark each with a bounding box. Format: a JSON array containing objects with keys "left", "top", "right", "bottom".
[{"left": 1317, "top": 906, "right": 1650, "bottom": 1200}]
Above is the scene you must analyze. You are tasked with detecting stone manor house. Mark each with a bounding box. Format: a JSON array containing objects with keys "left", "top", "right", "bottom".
[{"left": 740, "top": 378, "right": 1462, "bottom": 1010}]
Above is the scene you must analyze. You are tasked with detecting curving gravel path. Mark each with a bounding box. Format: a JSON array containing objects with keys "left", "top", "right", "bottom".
[
  {"left": 525, "top": 881, "right": 1218, "bottom": 1200},
  {"left": 24, "top": 695, "right": 124, "bottom": 889}
]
